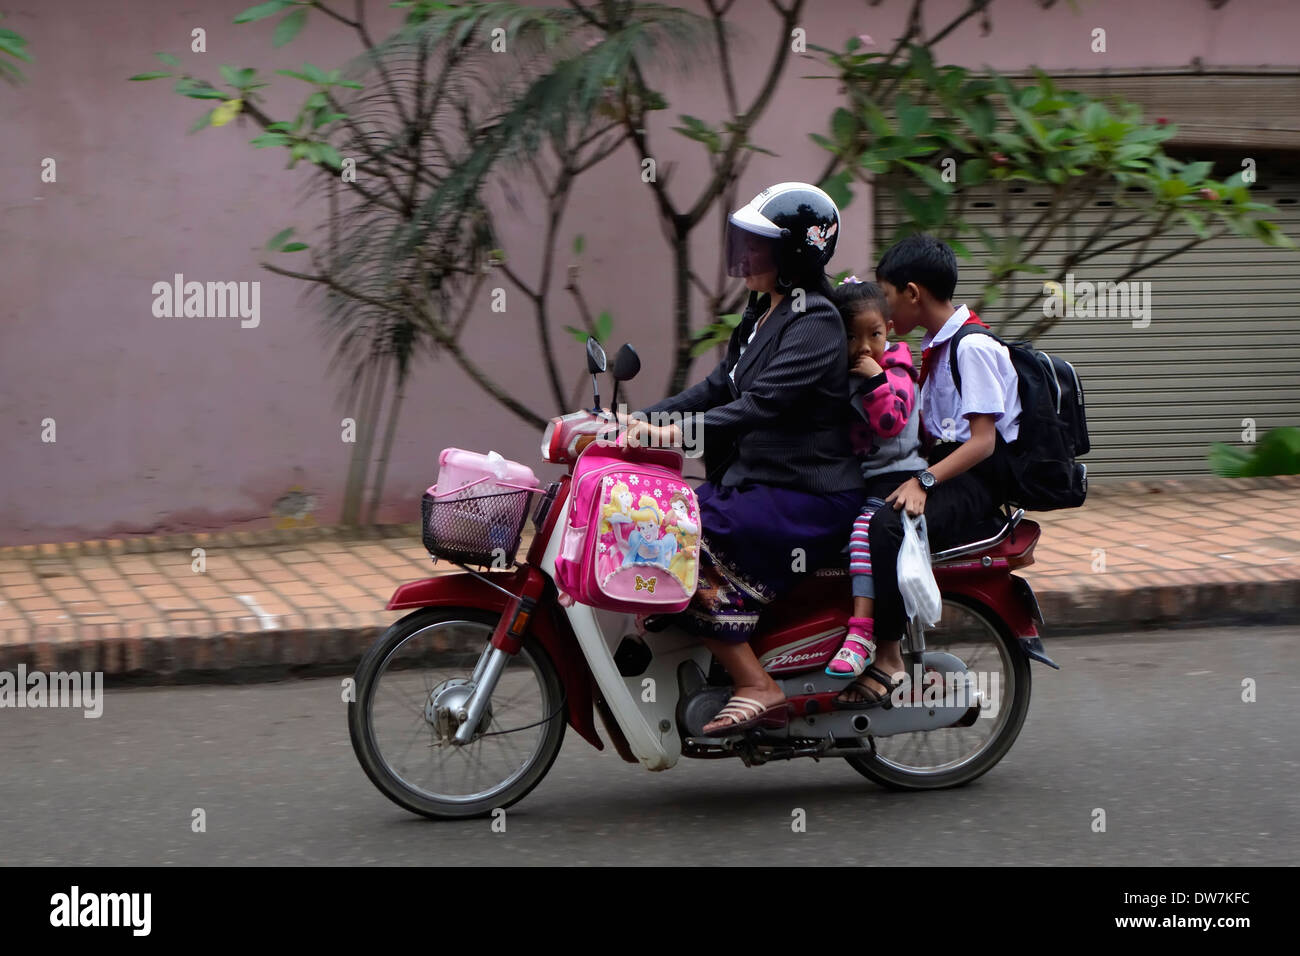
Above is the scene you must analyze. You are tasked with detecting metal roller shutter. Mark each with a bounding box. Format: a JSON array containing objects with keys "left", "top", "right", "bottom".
[{"left": 873, "top": 160, "right": 1300, "bottom": 480}]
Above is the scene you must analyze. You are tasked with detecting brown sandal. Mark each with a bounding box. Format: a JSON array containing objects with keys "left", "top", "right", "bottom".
[{"left": 834, "top": 665, "right": 903, "bottom": 710}]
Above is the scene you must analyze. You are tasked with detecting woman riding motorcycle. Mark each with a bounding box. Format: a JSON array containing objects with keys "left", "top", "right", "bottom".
[{"left": 629, "top": 182, "right": 865, "bottom": 736}]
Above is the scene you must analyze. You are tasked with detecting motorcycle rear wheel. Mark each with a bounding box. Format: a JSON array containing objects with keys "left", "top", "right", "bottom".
[
  {"left": 844, "top": 596, "right": 1032, "bottom": 790},
  {"left": 348, "top": 607, "right": 566, "bottom": 819}
]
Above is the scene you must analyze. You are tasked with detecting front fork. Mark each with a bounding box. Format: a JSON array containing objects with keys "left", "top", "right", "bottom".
[{"left": 452, "top": 565, "right": 548, "bottom": 745}]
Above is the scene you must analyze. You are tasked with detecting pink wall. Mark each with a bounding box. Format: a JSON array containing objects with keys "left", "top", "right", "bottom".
[{"left": 2, "top": 0, "right": 1298, "bottom": 544}]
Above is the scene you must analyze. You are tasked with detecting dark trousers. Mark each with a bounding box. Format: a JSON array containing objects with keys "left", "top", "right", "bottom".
[{"left": 867, "top": 469, "right": 1005, "bottom": 642}]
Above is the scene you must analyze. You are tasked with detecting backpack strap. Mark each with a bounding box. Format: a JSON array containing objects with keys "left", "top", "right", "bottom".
[{"left": 948, "top": 323, "right": 999, "bottom": 395}]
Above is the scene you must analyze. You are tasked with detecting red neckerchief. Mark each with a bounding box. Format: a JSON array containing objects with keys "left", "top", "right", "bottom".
[{"left": 918, "top": 312, "right": 989, "bottom": 388}]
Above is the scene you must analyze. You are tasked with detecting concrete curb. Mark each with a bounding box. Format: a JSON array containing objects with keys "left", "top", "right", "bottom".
[
  {"left": 1035, "top": 577, "right": 1300, "bottom": 636},
  {"left": 2, "top": 577, "right": 1295, "bottom": 685}
]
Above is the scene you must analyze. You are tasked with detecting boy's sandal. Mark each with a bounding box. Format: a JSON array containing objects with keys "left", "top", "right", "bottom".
[
  {"left": 834, "top": 665, "right": 903, "bottom": 710},
  {"left": 825, "top": 638, "right": 875, "bottom": 678},
  {"left": 700, "top": 695, "right": 789, "bottom": 736}
]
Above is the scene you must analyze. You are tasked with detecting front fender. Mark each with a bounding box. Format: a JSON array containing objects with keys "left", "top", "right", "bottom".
[{"left": 386, "top": 571, "right": 604, "bottom": 751}]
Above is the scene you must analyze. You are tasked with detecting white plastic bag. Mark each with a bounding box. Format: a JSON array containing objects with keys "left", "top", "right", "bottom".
[{"left": 898, "top": 513, "right": 943, "bottom": 626}]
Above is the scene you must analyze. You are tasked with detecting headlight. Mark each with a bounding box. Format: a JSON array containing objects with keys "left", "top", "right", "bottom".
[{"left": 540, "top": 421, "right": 556, "bottom": 461}]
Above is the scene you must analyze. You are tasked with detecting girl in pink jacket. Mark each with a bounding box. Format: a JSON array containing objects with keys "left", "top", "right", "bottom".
[{"left": 826, "top": 279, "right": 927, "bottom": 684}]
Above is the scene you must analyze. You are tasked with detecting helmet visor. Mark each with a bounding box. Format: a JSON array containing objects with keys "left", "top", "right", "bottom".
[{"left": 725, "top": 221, "right": 780, "bottom": 278}]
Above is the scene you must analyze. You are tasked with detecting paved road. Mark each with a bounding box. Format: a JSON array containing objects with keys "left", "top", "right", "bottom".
[{"left": 1, "top": 626, "right": 1296, "bottom": 865}]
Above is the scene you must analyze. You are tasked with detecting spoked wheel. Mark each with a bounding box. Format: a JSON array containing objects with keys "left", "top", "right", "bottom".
[
  {"left": 845, "top": 596, "right": 1031, "bottom": 790},
  {"left": 348, "top": 607, "right": 566, "bottom": 819}
]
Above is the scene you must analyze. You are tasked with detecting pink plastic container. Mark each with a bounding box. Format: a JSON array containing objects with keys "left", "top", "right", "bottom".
[{"left": 431, "top": 448, "right": 539, "bottom": 500}]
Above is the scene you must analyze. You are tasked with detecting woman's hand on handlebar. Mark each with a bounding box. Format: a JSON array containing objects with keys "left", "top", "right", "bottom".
[{"left": 625, "top": 419, "right": 682, "bottom": 449}]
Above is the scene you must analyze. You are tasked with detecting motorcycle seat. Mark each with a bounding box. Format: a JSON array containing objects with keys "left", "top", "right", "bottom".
[{"left": 812, "top": 508, "right": 1038, "bottom": 574}]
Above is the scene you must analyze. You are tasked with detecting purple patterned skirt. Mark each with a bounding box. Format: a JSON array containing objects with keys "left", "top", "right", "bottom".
[{"left": 677, "top": 481, "right": 863, "bottom": 643}]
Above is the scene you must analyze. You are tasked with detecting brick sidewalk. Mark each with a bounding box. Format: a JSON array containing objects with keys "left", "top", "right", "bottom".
[{"left": 2, "top": 477, "right": 1297, "bottom": 679}]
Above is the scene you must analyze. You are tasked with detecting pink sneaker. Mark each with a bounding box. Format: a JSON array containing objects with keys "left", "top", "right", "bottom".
[{"left": 826, "top": 618, "right": 876, "bottom": 678}]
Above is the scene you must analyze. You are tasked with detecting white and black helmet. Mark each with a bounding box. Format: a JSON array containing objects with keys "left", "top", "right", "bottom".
[{"left": 724, "top": 181, "right": 841, "bottom": 287}]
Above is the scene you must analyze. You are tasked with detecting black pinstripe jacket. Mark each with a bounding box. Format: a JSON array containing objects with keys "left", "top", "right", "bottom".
[{"left": 643, "top": 291, "right": 864, "bottom": 493}]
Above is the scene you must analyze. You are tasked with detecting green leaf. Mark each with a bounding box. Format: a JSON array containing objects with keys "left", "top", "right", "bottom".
[
  {"left": 278, "top": 62, "right": 331, "bottom": 85},
  {"left": 960, "top": 157, "right": 990, "bottom": 185},
  {"left": 219, "top": 64, "right": 247, "bottom": 87},
  {"left": 1178, "top": 160, "right": 1214, "bottom": 185},
  {"left": 1207, "top": 442, "right": 1252, "bottom": 477},
  {"left": 279, "top": 242, "right": 309, "bottom": 252},
  {"left": 174, "top": 78, "right": 228, "bottom": 100},
  {"left": 897, "top": 104, "right": 929, "bottom": 140},
  {"left": 316, "top": 143, "right": 343, "bottom": 169},
  {"left": 189, "top": 109, "right": 215, "bottom": 133},
  {"left": 897, "top": 188, "right": 945, "bottom": 228},
  {"left": 1251, "top": 218, "right": 1295, "bottom": 248},
  {"left": 830, "top": 107, "right": 857, "bottom": 148},
  {"left": 819, "top": 169, "right": 854, "bottom": 210},
  {"left": 965, "top": 100, "right": 996, "bottom": 138},
  {"left": 595, "top": 310, "right": 613, "bottom": 343},
  {"left": 563, "top": 325, "right": 589, "bottom": 344},
  {"left": 266, "top": 227, "right": 295, "bottom": 251},
  {"left": 1180, "top": 210, "right": 1210, "bottom": 239},
  {"left": 155, "top": 52, "right": 181, "bottom": 67},
  {"left": 899, "top": 159, "right": 953, "bottom": 194},
  {"left": 234, "top": 0, "right": 295, "bottom": 24},
  {"left": 690, "top": 336, "right": 722, "bottom": 357},
  {"left": 1080, "top": 100, "right": 1108, "bottom": 133},
  {"left": 249, "top": 132, "right": 290, "bottom": 147},
  {"left": 573, "top": 234, "right": 585, "bottom": 255},
  {"left": 272, "top": 8, "right": 306, "bottom": 47},
  {"left": 672, "top": 114, "right": 721, "bottom": 152},
  {"left": 128, "top": 71, "right": 173, "bottom": 81}
]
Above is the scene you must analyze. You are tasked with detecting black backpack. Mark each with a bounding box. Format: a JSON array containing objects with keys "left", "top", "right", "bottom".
[{"left": 949, "top": 324, "right": 1090, "bottom": 511}]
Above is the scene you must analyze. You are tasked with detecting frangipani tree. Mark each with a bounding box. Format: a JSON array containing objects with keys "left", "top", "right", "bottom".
[
  {"left": 130, "top": 0, "right": 711, "bottom": 522},
  {"left": 811, "top": 42, "right": 1294, "bottom": 340}
]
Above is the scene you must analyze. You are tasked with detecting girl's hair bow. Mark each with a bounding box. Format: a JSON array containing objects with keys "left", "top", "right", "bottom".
[{"left": 840, "top": 274, "right": 864, "bottom": 285}]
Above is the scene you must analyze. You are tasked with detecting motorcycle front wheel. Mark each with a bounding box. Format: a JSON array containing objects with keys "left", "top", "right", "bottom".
[{"left": 348, "top": 607, "right": 566, "bottom": 819}]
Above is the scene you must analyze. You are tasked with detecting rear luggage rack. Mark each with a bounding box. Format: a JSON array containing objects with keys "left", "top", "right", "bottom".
[{"left": 931, "top": 508, "right": 1026, "bottom": 564}]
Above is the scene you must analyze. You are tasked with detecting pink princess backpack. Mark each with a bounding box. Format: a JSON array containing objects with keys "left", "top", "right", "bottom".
[{"left": 554, "top": 442, "right": 701, "bottom": 613}]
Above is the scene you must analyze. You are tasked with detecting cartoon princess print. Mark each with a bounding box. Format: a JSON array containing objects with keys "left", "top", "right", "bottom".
[
  {"left": 622, "top": 495, "right": 678, "bottom": 570},
  {"left": 601, "top": 480, "right": 636, "bottom": 539},
  {"left": 664, "top": 491, "right": 700, "bottom": 586}
]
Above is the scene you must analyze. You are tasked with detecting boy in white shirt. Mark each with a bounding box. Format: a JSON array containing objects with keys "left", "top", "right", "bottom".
[{"left": 837, "top": 234, "right": 1021, "bottom": 708}]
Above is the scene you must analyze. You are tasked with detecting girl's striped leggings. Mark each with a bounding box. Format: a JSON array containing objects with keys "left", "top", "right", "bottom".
[{"left": 849, "top": 499, "right": 885, "bottom": 600}]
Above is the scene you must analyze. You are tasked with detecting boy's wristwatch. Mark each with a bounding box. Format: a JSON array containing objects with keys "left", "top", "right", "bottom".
[{"left": 916, "top": 470, "right": 938, "bottom": 490}]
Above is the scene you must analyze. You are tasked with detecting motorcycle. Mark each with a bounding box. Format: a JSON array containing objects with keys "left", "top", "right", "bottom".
[{"left": 348, "top": 339, "right": 1058, "bottom": 819}]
